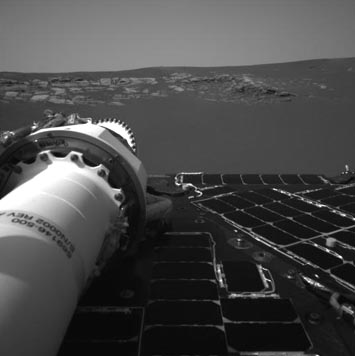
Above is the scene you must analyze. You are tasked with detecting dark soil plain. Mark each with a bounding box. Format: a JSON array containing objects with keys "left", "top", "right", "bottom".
[{"left": 0, "top": 58, "right": 354, "bottom": 176}]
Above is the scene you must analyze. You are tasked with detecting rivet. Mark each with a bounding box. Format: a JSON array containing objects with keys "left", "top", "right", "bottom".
[
  {"left": 39, "top": 153, "right": 49, "bottom": 162},
  {"left": 70, "top": 154, "right": 79, "bottom": 162},
  {"left": 114, "top": 192, "right": 124, "bottom": 201},
  {"left": 97, "top": 169, "right": 106, "bottom": 178}
]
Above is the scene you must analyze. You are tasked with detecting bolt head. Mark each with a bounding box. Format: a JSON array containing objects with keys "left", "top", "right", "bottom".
[
  {"left": 70, "top": 154, "right": 79, "bottom": 162},
  {"left": 97, "top": 169, "right": 106, "bottom": 177},
  {"left": 114, "top": 192, "right": 124, "bottom": 201},
  {"left": 39, "top": 153, "right": 48, "bottom": 161}
]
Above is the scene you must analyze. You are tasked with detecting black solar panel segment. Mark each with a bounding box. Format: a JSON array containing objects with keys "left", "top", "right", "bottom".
[
  {"left": 312, "top": 210, "right": 355, "bottom": 228},
  {"left": 287, "top": 243, "right": 343, "bottom": 270},
  {"left": 337, "top": 185, "right": 355, "bottom": 196},
  {"left": 181, "top": 173, "right": 203, "bottom": 185},
  {"left": 329, "top": 231, "right": 355, "bottom": 248},
  {"left": 197, "top": 198, "right": 235, "bottom": 214},
  {"left": 322, "top": 194, "right": 355, "bottom": 207},
  {"left": 225, "top": 323, "right": 312, "bottom": 352},
  {"left": 275, "top": 220, "right": 318, "bottom": 239},
  {"left": 252, "top": 225, "right": 300, "bottom": 246},
  {"left": 264, "top": 202, "right": 304, "bottom": 217},
  {"left": 221, "top": 298, "right": 298, "bottom": 322},
  {"left": 154, "top": 247, "right": 212, "bottom": 262},
  {"left": 300, "top": 174, "right": 326, "bottom": 185},
  {"left": 222, "top": 174, "right": 243, "bottom": 185},
  {"left": 223, "top": 211, "right": 265, "bottom": 228},
  {"left": 331, "top": 263, "right": 355, "bottom": 287},
  {"left": 283, "top": 198, "right": 320, "bottom": 212},
  {"left": 202, "top": 174, "right": 223, "bottom": 185},
  {"left": 142, "top": 326, "right": 228, "bottom": 355},
  {"left": 238, "top": 191, "right": 273, "bottom": 205},
  {"left": 303, "top": 189, "right": 340, "bottom": 200},
  {"left": 241, "top": 174, "right": 264, "bottom": 184},
  {"left": 256, "top": 188, "right": 289, "bottom": 201},
  {"left": 218, "top": 194, "right": 255, "bottom": 209},
  {"left": 149, "top": 280, "right": 219, "bottom": 300},
  {"left": 145, "top": 301, "right": 223, "bottom": 325},
  {"left": 261, "top": 174, "right": 284, "bottom": 185},
  {"left": 152, "top": 262, "right": 216, "bottom": 280},
  {"left": 293, "top": 214, "right": 338, "bottom": 233},
  {"left": 245, "top": 206, "right": 284, "bottom": 222},
  {"left": 280, "top": 174, "right": 304, "bottom": 185}
]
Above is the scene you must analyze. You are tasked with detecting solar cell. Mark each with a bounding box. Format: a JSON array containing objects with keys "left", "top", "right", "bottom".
[
  {"left": 293, "top": 214, "right": 338, "bottom": 233},
  {"left": 241, "top": 174, "right": 263, "bottom": 184},
  {"left": 303, "top": 189, "right": 340, "bottom": 200},
  {"left": 275, "top": 220, "right": 318, "bottom": 239},
  {"left": 280, "top": 174, "right": 304, "bottom": 185},
  {"left": 142, "top": 326, "right": 227, "bottom": 355},
  {"left": 337, "top": 185, "right": 355, "bottom": 196},
  {"left": 218, "top": 194, "right": 255, "bottom": 209},
  {"left": 312, "top": 210, "right": 355, "bottom": 228},
  {"left": 154, "top": 247, "right": 212, "bottom": 262},
  {"left": 156, "top": 233, "right": 211, "bottom": 247},
  {"left": 238, "top": 191, "right": 273, "bottom": 205},
  {"left": 331, "top": 263, "right": 355, "bottom": 287},
  {"left": 223, "top": 210, "right": 265, "bottom": 228},
  {"left": 182, "top": 174, "right": 203, "bottom": 185},
  {"left": 261, "top": 174, "right": 284, "bottom": 184},
  {"left": 225, "top": 323, "right": 312, "bottom": 352},
  {"left": 145, "top": 301, "right": 223, "bottom": 325},
  {"left": 222, "top": 174, "right": 243, "bottom": 185},
  {"left": 149, "top": 280, "right": 219, "bottom": 300},
  {"left": 221, "top": 298, "right": 298, "bottom": 322},
  {"left": 197, "top": 198, "right": 235, "bottom": 214},
  {"left": 300, "top": 174, "right": 326, "bottom": 185},
  {"left": 340, "top": 203, "right": 355, "bottom": 214},
  {"left": 256, "top": 188, "right": 289, "bottom": 201},
  {"left": 283, "top": 198, "right": 320, "bottom": 212},
  {"left": 202, "top": 174, "right": 223, "bottom": 185},
  {"left": 287, "top": 243, "right": 343, "bottom": 270},
  {"left": 246, "top": 206, "right": 284, "bottom": 222},
  {"left": 252, "top": 225, "right": 300, "bottom": 245},
  {"left": 152, "top": 262, "right": 216, "bottom": 280},
  {"left": 222, "top": 261, "right": 265, "bottom": 292},
  {"left": 329, "top": 231, "right": 355, "bottom": 248},
  {"left": 322, "top": 195, "right": 355, "bottom": 207},
  {"left": 264, "top": 202, "right": 304, "bottom": 217}
]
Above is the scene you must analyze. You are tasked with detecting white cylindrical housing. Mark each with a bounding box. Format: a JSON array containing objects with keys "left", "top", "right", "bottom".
[{"left": 0, "top": 154, "right": 119, "bottom": 356}]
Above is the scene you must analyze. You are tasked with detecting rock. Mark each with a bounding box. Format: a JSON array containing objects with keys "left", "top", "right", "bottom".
[
  {"left": 48, "top": 96, "right": 66, "bottom": 104},
  {"left": 109, "top": 101, "right": 125, "bottom": 106},
  {"left": 100, "top": 78, "right": 111, "bottom": 86},
  {"left": 51, "top": 88, "right": 66, "bottom": 95},
  {"left": 76, "top": 80, "right": 90, "bottom": 86},
  {"left": 68, "top": 87, "right": 83, "bottom": 93},
  {"left": 72, "top": 95, "right": 87, "bottom": 104},
  {"left": 169, "top": 85, "right": 184, "bottom": 92},
  {"left": 5, "top": 91, "right": 18, "bottom": 98},
  {"left": 30, "top": 94, "right": 49, "bottom": 102},
  {"left": 124, "top": 87, "right": 138, "bottom": 94},
  {"left": 279, "top": 91, "right": 295, "bottom": 97}
]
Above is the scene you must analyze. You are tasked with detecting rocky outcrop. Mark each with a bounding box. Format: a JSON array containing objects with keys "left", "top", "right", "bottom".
[{"left": 0, "top": 71, "right": 298, "bottom": 105}]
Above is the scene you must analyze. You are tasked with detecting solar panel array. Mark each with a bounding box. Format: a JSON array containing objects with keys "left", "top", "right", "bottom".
[
  {"left": 141, "top": 232, "right": 311, "bottom": 355},
  {"left": 195, "top": 186, "right": 355, "bottom": 293}
]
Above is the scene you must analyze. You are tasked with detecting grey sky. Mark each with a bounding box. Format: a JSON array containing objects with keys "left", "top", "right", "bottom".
[{"left": 1, "top": 0, "right": 354, "bottom": 72}]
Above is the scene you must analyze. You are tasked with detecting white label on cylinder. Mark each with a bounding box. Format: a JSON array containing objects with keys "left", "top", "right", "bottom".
[{"left": 0, "top": 210, "right": 75, "bottom": 259}]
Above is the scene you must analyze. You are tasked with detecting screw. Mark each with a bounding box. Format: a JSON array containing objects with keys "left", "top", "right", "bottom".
[
  {"left": 114, "top": 192, "right": 124, "bottom": 202},
  {"left": 70, "top": 154, "right": 79, "bottom": 162},
  {"left": 39, "top": 153, "right": 49, "bottom": 162},
  {"left": 97, "top": 169, "right": 106, "bottom": 178}
]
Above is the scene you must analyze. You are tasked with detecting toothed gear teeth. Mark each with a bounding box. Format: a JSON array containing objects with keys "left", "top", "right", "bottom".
[{"left": 94, "top": 118, "right": 137, "bottom": 153}]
